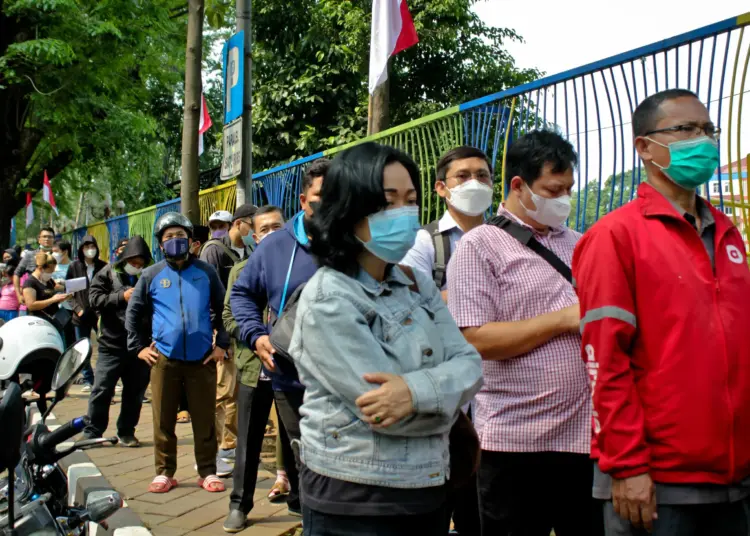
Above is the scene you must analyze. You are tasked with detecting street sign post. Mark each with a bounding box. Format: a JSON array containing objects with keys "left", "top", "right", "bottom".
[
  {"left": 222, "top": 32, "right": 244, "bottom": 125},
  {"left": 221, "top": 118, "right": 242, "bottom": 181}
]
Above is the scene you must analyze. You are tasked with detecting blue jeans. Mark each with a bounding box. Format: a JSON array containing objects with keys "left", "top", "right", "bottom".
[
  {"left": 74, "top": 325, "right": 95, "bottom": 385},
  {"left": 302, "top": 505, "right": 446, "bottom": 536},
  {"left": 0, "top": 310, "right": 19, "bottom": 322}
]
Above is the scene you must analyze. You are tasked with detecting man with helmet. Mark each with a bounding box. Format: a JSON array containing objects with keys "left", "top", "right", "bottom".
[
  {"left": 85, "top": 236, "right": 153, "bottom": 448},
  {"left": 125, "top": 212, "right": 229, "bottom": 494}
]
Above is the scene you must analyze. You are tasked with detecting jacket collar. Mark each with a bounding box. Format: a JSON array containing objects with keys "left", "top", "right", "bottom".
[{"left": 353, "top": 265, "right": 414, "bottom": 297}]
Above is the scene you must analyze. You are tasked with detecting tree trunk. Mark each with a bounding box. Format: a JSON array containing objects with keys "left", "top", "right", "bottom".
[
  {"left": 180, "top": 0, "right": 204, "bottom": 225},
  {"left": 368, "top": 65, "right": 390, "bottom": 135}
]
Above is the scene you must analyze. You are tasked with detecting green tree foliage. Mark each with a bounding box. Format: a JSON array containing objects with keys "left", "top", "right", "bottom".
[
  {"left": 569, "top": 168, "right": 642, "bottom": 232},
  {"left": 250, "top": 0, "right": 540, "bottom": 169}
]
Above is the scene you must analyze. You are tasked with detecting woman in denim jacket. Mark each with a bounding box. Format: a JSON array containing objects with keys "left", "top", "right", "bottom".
[{"left": 289, "top": 142, "right": 483, "bottom": 535}]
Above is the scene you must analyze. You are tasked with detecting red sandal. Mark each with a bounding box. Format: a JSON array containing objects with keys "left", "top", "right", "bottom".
[
  {"left": 198, "top": 475, "right": 225, "bottom": 493},
  {"left": 148, "top": 475, "right": 178, "bottom": 493}
]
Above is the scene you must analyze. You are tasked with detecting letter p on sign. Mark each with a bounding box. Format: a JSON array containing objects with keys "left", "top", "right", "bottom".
[{"left": 226, "top": 47, "right": 240, "bottom": 115}]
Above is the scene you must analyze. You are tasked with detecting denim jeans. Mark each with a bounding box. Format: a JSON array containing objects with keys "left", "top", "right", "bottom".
[
  {"left": 302, "top": 504, "right": 446, "bottom": 536},
  {"left": 74, "top": 324, "right": 95, "bottom": 385}
]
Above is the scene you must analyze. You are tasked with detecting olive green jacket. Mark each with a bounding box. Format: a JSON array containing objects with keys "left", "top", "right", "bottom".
[{"left": 223, "top": 259, "right": 261, "bottom": 387}]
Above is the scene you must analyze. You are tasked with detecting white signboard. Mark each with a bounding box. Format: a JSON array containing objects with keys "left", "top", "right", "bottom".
[{"left": 221, "top": 118, "right": 242, "bottom": 181}]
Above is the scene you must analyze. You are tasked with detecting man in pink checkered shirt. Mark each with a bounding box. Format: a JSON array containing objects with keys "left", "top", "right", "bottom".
[{"left": 448, "top": 131, "right": 592, "bottom": 536}]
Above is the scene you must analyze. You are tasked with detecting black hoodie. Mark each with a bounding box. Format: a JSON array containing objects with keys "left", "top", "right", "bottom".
[
  {"left": 66, "top": 235, "right": 107, "bottom": 328},
  {"left": 89, "top": 236, "right": 152, "bottom": 353}
]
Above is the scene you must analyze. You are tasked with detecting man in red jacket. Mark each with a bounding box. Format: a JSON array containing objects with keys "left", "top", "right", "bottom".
[{"left": 573, "top": 88, "right": 750, "bottom": 535}]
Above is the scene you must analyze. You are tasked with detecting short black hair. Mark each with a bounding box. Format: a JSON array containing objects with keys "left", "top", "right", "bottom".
[
  {"left": 308, "top": 142, "right": 421, "bottom": 276},
  {"left": 632, "top": 89, "right": 700, "bottom": 137},
  {"left": 193, "top": 225, "right": 210, "bottom": 244},
  {"left": 252, "top": 205, "right": 283, "bottom": 231},
  {"left": 302, "top": 158, "right": 330, "bottom": 192},
  {"left": 505, "top": 130, "right": 578, "bottom": 186},
  {"left": 39, "top": 226, "right": 55, "bottom": 236},
  {"left": 54, "top": 240, "right": 72, "bottom": 256},
  {"left": 436, "top": 146, "right": 492, "bottom": 183}
]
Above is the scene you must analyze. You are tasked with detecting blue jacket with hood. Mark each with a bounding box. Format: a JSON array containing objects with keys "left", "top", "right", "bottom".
[{"left": 230, "top": 212, "right": 318, "bottom": 391}]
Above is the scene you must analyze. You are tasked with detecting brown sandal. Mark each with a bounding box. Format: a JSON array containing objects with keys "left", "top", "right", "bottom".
[
  {"left": 176, "top": 411, "right": 191, "bottom": 423},
  {"left": 267, "top": 480, "right": 290, "bottom": 502}
]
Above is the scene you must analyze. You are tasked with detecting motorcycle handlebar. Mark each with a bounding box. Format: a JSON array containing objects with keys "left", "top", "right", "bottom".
[{"left": 38, "top": 416, "right": 89, "bottom": 451}]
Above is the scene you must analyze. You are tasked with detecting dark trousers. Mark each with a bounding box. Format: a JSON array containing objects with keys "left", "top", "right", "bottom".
[
  {"left": 230, "top": 381, "right": 275, "bottom": 513},
  {"left": 275, "top": 389, "right": 303, "bottom": 512},
  {"left": 150, "top": 355, "right": 217, "bottom": 478},
  {"left": 302, "top": 504, "right": 447, "bottom": 536},
  {"left": 478, "top": 451, "right": 593, "bottom": 536},
  {"left": 603, "top": 497, "right": 750, "bottom": 536},
  {"left": 445, "top": 475, "right": 481, "bottom": 535},
  {"left": 85, "top": 348, "right": 150, "bottom": 438},
  {"left": 74, "top": 324, "right": 95, "bottom": 385}
]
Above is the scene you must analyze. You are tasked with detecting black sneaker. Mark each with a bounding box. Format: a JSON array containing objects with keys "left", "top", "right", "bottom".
[
  {"left": 223, "top": 509, "right": 247, "bottom": 533},
  {"left": 118, "top": 435, "right": 140, "bottom": 448}
]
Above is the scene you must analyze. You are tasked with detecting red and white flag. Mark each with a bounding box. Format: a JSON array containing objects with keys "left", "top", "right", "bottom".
[
  {"left": 368, "top": 0, "right": 418, "bottom": 95},
  {"left": 25, "top": 192, "right": 34, "bottom": 227},
  {"left": 42, "top": 170, "right": 58, "bottom": 216},
  {"left": 198, "top": 93, "right": 212, "bottom": 156}
]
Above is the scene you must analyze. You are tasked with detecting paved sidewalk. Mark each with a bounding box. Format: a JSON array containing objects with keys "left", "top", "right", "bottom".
[{"left": 54, "top": 387, "right": 302, "bottom": 536}]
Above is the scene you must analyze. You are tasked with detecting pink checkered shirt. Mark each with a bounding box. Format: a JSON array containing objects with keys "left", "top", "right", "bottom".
[{"left": 447, "top": 207, "right": 591, "bottom": 454}]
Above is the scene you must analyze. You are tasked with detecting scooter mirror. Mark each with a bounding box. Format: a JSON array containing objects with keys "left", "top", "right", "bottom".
[{"left": 50, "top": 338, "right": 92, "bottom": 398}]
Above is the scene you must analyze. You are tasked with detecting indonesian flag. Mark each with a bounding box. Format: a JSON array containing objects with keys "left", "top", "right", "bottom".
[
  {"left": 198, "top": 93, "right": 212, "bottom": 156},
  {"left": 25, "top": 192, "right": 34, "bottom": 227},
  {"left": 42, "top": 170, "right": 58, "bottom": 216},
  {"left": 368, "top": 0, "right": 419, "bottom": 95}
]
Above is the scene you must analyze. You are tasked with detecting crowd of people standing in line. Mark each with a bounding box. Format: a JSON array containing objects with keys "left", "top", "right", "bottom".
[{"left": 5, "top": 87, "right": 749, "bottom": 536}]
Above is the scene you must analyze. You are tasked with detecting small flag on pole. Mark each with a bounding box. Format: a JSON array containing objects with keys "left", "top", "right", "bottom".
[
  {"left": 198, "top": 93, "right": 212, "bottom": 156},
  {"left": 368, "top": 0, "right": 419, "bottom": 95},
  {"left": 42, "top": 171, "right": 58, "bottom": 216},
  {"left": 25, "top": 192, "right": 34, "bottom": 227}
]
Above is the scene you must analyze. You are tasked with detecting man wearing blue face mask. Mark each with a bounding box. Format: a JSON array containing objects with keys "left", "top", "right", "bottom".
[
  {"left": 574, "top": 89, "right": 750, "bottom": 536},
  {"left": 126, "top": 212, "right": 230, "bottom": 495},
  {"left": 449, "top": 130, "right": 591, "bottom": 536},
  {"left": 201, "top": 203, "right": 257, "bottom": 476}
]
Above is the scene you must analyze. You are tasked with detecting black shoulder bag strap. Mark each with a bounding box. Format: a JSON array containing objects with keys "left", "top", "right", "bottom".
[
  {"left": 487, "top": 215, "right": 573, "bottom": 284},
  {"left": 424, "top": 220, "right": 452, "bottom": 289}
]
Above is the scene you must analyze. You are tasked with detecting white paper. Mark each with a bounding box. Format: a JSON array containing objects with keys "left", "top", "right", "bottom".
[{"left": 65, "top": 277, "right": 88, "bottom": 293}]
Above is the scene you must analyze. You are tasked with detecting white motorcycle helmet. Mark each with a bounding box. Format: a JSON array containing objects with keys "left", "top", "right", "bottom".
[{"left": 0, "top": 316, "right": 65, "bottom": 395}]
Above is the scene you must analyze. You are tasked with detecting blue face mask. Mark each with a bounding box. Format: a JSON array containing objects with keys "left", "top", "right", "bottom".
[
  {"left": 162, "top": 238, "right": 190, "bottom": 260},
  {"left": 241, "top": 233, "right": 255, "bottom": 247},
  {"left": 358, "top": 206, "right": 420, "bottom": 264}
]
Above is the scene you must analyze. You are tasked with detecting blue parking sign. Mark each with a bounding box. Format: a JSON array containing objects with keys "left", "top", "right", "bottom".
[{"left": 223, "top": 32, "right": 244, "bottom": 124}]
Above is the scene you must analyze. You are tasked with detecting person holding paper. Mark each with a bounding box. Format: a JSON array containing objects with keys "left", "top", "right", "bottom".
[
  {"left": 23, "top": 252, "right": 72, "bottom": 333},
  {"left": 67, "top": 235, "right": 106, "bottom": 391}
]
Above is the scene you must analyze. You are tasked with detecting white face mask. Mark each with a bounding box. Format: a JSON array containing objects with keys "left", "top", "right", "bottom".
[
  {"left": 41, "top": 272, "right": 53, "bottom": 283},
  {"left": 52, "top": 252, "right": 64, "bottom": 264},
  {"left": 124, "top": 263, "right": 143, "bottom": 276},
  {"left": 520, "top": 183, "right": 571, "bottom": 228},
  {"left": 84, "top": 248, "right": 97, "bottom": 259},
  {"left": 447, "top": 180, "right": 494, "bottom": 216}
]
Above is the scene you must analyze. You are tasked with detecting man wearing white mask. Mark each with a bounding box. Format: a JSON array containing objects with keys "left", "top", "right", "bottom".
[
  {"left": 449, "top": 130, "right": 592, "bottom": 536},
  {"left": 401, "top": 146, "right": 494, "bottom": 303}
]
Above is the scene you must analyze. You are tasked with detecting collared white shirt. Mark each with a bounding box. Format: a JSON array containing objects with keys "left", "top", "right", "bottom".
[{"left": 401, "top": 211, "right": 466, "bottom": 290}]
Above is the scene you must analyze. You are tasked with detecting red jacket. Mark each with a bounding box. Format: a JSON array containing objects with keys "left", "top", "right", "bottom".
[{"left": 573, "top": 182, "right": 750, "bottom": 486}]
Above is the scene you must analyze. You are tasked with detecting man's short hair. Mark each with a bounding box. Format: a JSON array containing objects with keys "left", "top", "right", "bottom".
[
  {"left": 39, "top": 226, "right": 55, "bottom": 236},
  {"left": 505, "top": 130, "right": 578, "bottom": 187},
  {"left": 54, "top": 240, "right": 72, "bottom": 256},
  {"left": 435, "top": 146, "right": 492, "bottom": 183},
  {"left": 302, "top": 158, "right": 331, "bottom": 192},
  {"left": 632, "top": 89, "right": 700, "bottom": 137}
]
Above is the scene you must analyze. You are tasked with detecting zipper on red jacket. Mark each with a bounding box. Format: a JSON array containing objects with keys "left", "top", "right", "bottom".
[{"left": 713, "top": 275, "right": 736, "bottom": 482}]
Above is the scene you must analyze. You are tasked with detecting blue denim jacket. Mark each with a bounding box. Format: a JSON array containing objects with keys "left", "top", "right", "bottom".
[{"left": 289, "top": 265, "right": 483, "bottom": 489}]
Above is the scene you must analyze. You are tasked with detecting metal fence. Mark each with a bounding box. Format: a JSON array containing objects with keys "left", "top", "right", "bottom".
[{"left": 61, "top": 12, "right": 750, "bottom": 257}]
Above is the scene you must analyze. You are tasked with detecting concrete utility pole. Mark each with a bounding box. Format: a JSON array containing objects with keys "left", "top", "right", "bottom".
[
  {"left": 180, "top": 0, "right": 204, "bottom": 224},
  {"left": 235, "top": 0, "right": 253, "bottom": 206}
]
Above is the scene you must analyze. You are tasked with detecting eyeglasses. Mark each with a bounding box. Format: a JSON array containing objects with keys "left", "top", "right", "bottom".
[
  {"left": 645, "top": 123, "right": 721, "bottom": 140},
  {"left": 445, "top": 171, "right": 493, "bottom": 184}
]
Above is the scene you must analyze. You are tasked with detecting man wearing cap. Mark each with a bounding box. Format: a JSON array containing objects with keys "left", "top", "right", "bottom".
[
  {"left": 201, "top": 203, "right": 257, "bottom": 476},
  {"left": 208, "top": 210, "right": 233, "bottom": 239}
]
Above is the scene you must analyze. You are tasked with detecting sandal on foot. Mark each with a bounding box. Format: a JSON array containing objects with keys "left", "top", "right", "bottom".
[
  {"left": 267, "top": 480, "right": 290, "bottom": 502},
  {"left": 148, "top": 475, "right": 177, "bottom": 493},
  {"left": 176, "top": 411, "right": 191, "bottom": 423},
  {"left": 198, "top": 475, "right": 225, "bottom": 493}
]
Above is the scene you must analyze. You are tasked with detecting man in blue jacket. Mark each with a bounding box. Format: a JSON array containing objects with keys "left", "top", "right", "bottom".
[
  {"left": 226, "top": 158, "right": 329, "bottom": 530},
  {"left": 126, "top": 212, "right": 229, "bottom": 495}
]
